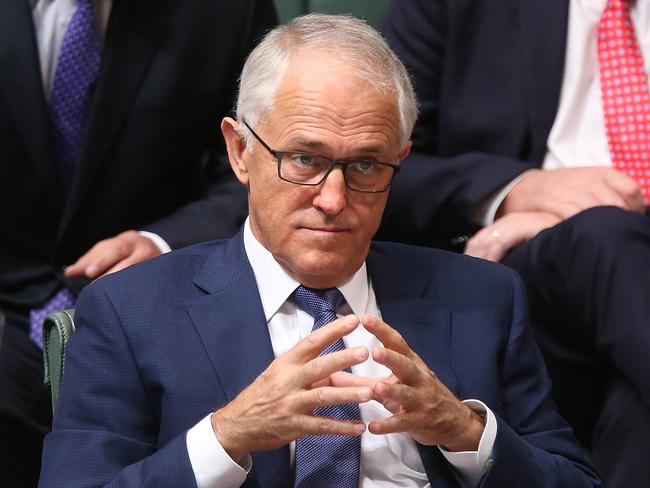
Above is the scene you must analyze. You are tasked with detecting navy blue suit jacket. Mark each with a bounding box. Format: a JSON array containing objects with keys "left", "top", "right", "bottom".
[
  {"left": 40, "top": 231, "right": 599, "bottom": 487},
  {"left": 377, "top": 0, "right": 570, "bottom": 249}
]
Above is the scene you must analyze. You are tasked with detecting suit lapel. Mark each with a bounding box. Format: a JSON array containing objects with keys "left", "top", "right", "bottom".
[
  {"left": 377, "top": 294, "right": 457, "bottom": 394},
  {"left": 518, "top": 0, "right": 570, "bottom": 165},
  {"left": 367, "top": 246, "right": 460, "bottom": 485},
  {"left": 367, "top": 246, "right": 458, "bottom": 393},
  {"left": 0, "top": 0, "right": 62, "bottom": 211},
  {"left": 185, "top": 232, "right": 291, "bottom": 488},
  {"left": 59, "top": 0, "right": 177, "bottom": 235}
]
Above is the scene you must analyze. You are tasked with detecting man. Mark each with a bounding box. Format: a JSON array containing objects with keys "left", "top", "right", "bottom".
[
  {"left": 0, "top": 0, "right": 276, "bottom": 484},
  {"left": 40, "top": 14, "right": 599, "bottom": 487},
  {"left": 379, "top": 1, "right": 650, "bottom": 485}
]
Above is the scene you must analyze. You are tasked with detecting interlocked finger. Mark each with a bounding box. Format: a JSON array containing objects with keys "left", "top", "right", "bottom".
[
  {"left": 288, "top": 315, "right": 360, "bottom": 364},
  {"left": 361, "top": 314, "right": 412, "bottom": 356},
  {"left": 311, "top": 371, "right": 393, "bottom": 389},
  {"left": 368, "top": 411, "right": 411, "bottom": 436},
  {"left": 299, "top": 346, "right": 369, "bottom": 386},
  {"left": 373, "top": 381, "right": 418, "bottom": 410},
  {"left": 299, "top": 386, "right": 371, "bottom": 412},
  {"left": 372, "top": 347, "right": 420, "bottom": 385},
  {"left": 299, "top": 413, "right": 367, "bottom": 437}
]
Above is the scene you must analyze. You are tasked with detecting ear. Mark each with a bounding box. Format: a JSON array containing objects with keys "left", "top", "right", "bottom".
[
  {"left": 221, "top": 117, "right": 250, "bottom": 185},
  {"left": 398, "top": 140, "right": 412, "bottom": 161}
]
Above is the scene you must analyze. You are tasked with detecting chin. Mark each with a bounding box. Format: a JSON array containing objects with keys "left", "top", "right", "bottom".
[{"left": 298, "top": 251, "right": 366, "bottom": 287}]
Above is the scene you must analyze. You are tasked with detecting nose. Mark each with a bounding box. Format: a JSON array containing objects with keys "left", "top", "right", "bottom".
[{"left": 313, "top": 167, "right": 347, "bottom": 216}]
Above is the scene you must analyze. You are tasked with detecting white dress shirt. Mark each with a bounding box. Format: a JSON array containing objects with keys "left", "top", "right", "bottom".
[
  {"left": 186, "top": 219, "right": 497, "bottom": 488},
  {"left": 483, "top": 0, "right": 650, "bottom": 223}
]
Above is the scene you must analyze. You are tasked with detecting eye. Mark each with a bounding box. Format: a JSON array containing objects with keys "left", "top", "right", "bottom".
[
  {"left": 290, "top": 154, "right": 317, "bottom": 167},
  {"left": 350, "top": 161, "right": 377, "bottom": 173}
]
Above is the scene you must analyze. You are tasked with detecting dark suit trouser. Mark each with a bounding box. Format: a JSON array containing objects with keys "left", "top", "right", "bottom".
[
  {"left": 591, "top": 369, "right": 650, "bottom": 488},
  {"left": 0, "top": 310, "right": 52, "bottom": 487},
  {"left": 503, "top": 205, "right": 650, "bottom": 487}
]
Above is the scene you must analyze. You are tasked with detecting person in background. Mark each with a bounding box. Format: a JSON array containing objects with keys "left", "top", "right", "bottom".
[
  {"left": 0, "top": 0, "right": 277, "bottom": 485},
  {"left": 40, "top": 14, "right": 599, "bottom": 488},
  {"left": 379, "top": 1, "right": 650, "bottom": 485}
]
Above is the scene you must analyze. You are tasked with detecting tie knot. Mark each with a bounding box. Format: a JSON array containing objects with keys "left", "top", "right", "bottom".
[{"left": 292, "top": 286, "right": 344, "bottom": 329}]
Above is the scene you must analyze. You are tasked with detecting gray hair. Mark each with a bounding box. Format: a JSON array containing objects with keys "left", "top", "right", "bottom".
[{"left": 236, "top": 13, "right": 418, "bottom": 148}]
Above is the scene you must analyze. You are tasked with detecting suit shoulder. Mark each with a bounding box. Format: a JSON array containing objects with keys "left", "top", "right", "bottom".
[
  {"left": 79, "top": 239, "right": 229, "bottom": 302},
  {"left": 370, "top": 240, "right": 520, "bottom": 291},
  {"left": 371, "top": 240, "right": 512, "bottom": 272}
]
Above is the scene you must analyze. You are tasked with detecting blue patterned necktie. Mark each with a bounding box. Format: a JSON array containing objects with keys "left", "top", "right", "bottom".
[
  {"left": 292, "top": 286, "right": 362, "bottom": 488},
  {"left": 48, "top": 0, "right": 101, "bottom": 194}
]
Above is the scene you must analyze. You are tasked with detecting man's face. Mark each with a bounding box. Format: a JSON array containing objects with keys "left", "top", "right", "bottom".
[{"left": 225, "top": 51, "right": 409, "bottom": 288}]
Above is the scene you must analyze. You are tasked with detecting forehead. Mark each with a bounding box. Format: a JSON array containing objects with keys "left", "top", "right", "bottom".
[{"left": 264, "top": 51, "right": 401, "bottom": 152}]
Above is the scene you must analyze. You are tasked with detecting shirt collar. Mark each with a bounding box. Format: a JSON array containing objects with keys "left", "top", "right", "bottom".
[{"left": 243, "top": 218, "right": 370, "bottom": 321}]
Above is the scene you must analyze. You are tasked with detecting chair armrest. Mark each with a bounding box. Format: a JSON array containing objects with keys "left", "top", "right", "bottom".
[{"left": 43, "top": 309, "right": 76, "bottom": 411}]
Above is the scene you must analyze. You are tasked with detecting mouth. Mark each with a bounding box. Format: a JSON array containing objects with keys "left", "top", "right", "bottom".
[{"left": 300, "top": 225, "right": 351, "bottom": 235}]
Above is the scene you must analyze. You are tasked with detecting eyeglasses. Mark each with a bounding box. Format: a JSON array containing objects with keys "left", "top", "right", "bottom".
[{"left": 242, "top": 121, "right": 400, "bottom": 193}]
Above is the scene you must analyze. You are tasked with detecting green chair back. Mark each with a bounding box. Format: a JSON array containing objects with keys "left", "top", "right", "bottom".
[
  {"left": 274, "top": 0, "right": 391, "bottom": 28},
  {"left": 274, "top": 0, "right": 306, "bottom": 23},
  {"left": 42, "top": 309, "right": 76, "bottom": 410}
]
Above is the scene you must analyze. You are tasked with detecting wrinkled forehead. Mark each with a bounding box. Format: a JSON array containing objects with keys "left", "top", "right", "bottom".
[{"left": 263, "top": 52, "right": 402, "bottom": 148}]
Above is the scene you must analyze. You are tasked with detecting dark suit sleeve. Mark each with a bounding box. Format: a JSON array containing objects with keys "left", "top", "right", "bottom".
[
  {"left": 377, "top": 0, "right": 535, "bottom": 249},
  {"left": 480, "top": 269, "right": 600, "bottom": 487},
  {"left": 39, "top": 285, "right": 199, "bottom": 487},
  {"left": 142, "top": 0, "right": 278, "bottom": 249}
]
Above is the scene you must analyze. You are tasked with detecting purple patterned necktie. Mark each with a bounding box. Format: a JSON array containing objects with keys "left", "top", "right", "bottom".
[
  {"left": 49, "top": 0, "right": 101, "bottom": 194},
  {"left": 29, "top": 0, "right": 99, "bottom": 348},
  {"left": 29, "top": 288, "right": 75, "bottom": 348},
  {"left": 292, "top": 286, "right": 361, "bottom": 488}
]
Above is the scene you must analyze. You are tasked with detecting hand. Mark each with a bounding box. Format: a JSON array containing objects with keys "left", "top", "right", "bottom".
[
  {"left": 464, "top": 211, "right": 561, "bottom": 262},
  {"left": 210, "top": 315, "right": 372, "bottom": 463},
  {"left": 64, "top": 230, "right": 162, "bottom": 279},
  {"left": 499, "top": 167, "right": 646, "bottom": 219},
  {"left": 361, "top": 315, "right": 485, "bottom": 452}
]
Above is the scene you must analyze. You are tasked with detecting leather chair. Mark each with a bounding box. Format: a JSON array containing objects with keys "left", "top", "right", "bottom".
[{"left": 42, "top": 309, "right": 76, "bottom": 410}]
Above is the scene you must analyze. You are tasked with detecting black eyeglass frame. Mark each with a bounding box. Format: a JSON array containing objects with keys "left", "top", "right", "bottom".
[{"left": 242, "top": 120, "right": 400, "bottom": 193}]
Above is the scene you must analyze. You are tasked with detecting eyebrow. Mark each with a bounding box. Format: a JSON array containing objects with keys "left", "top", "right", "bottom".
[{"left": 287, "top": 138, "right": 386, "bottom": 155}]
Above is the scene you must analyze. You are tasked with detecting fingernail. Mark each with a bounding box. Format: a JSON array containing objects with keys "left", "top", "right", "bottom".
[
  {"left": 86, "top": 265, "right": 99, "bottom": 277},
  {"left": 355, "top": 347, "right": 367, "bottom": 360},
  {"left": 358, "top": 388, "right": 370, "bottom": 402},
  {"left": 354, "top": 423, "right": 366, "bottom": 433}
]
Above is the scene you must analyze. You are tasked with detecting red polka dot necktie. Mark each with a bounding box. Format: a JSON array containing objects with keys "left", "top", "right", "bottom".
[{"left": 598, "top": 0, "right": 650, "bottom": 203}]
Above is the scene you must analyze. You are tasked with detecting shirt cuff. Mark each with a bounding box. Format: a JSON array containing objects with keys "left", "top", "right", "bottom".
[
  {"left": 476, "top": 171, "right": 533, "bottom": 225},
  {"left": 438, "top": 399, "right": 497, "bottom": 487},
  {"left": 186, "top": 413, "right": 252, "bottom": 488},
  {"left": 138, "top": 231, "right": 172, "bottom": 254}
]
